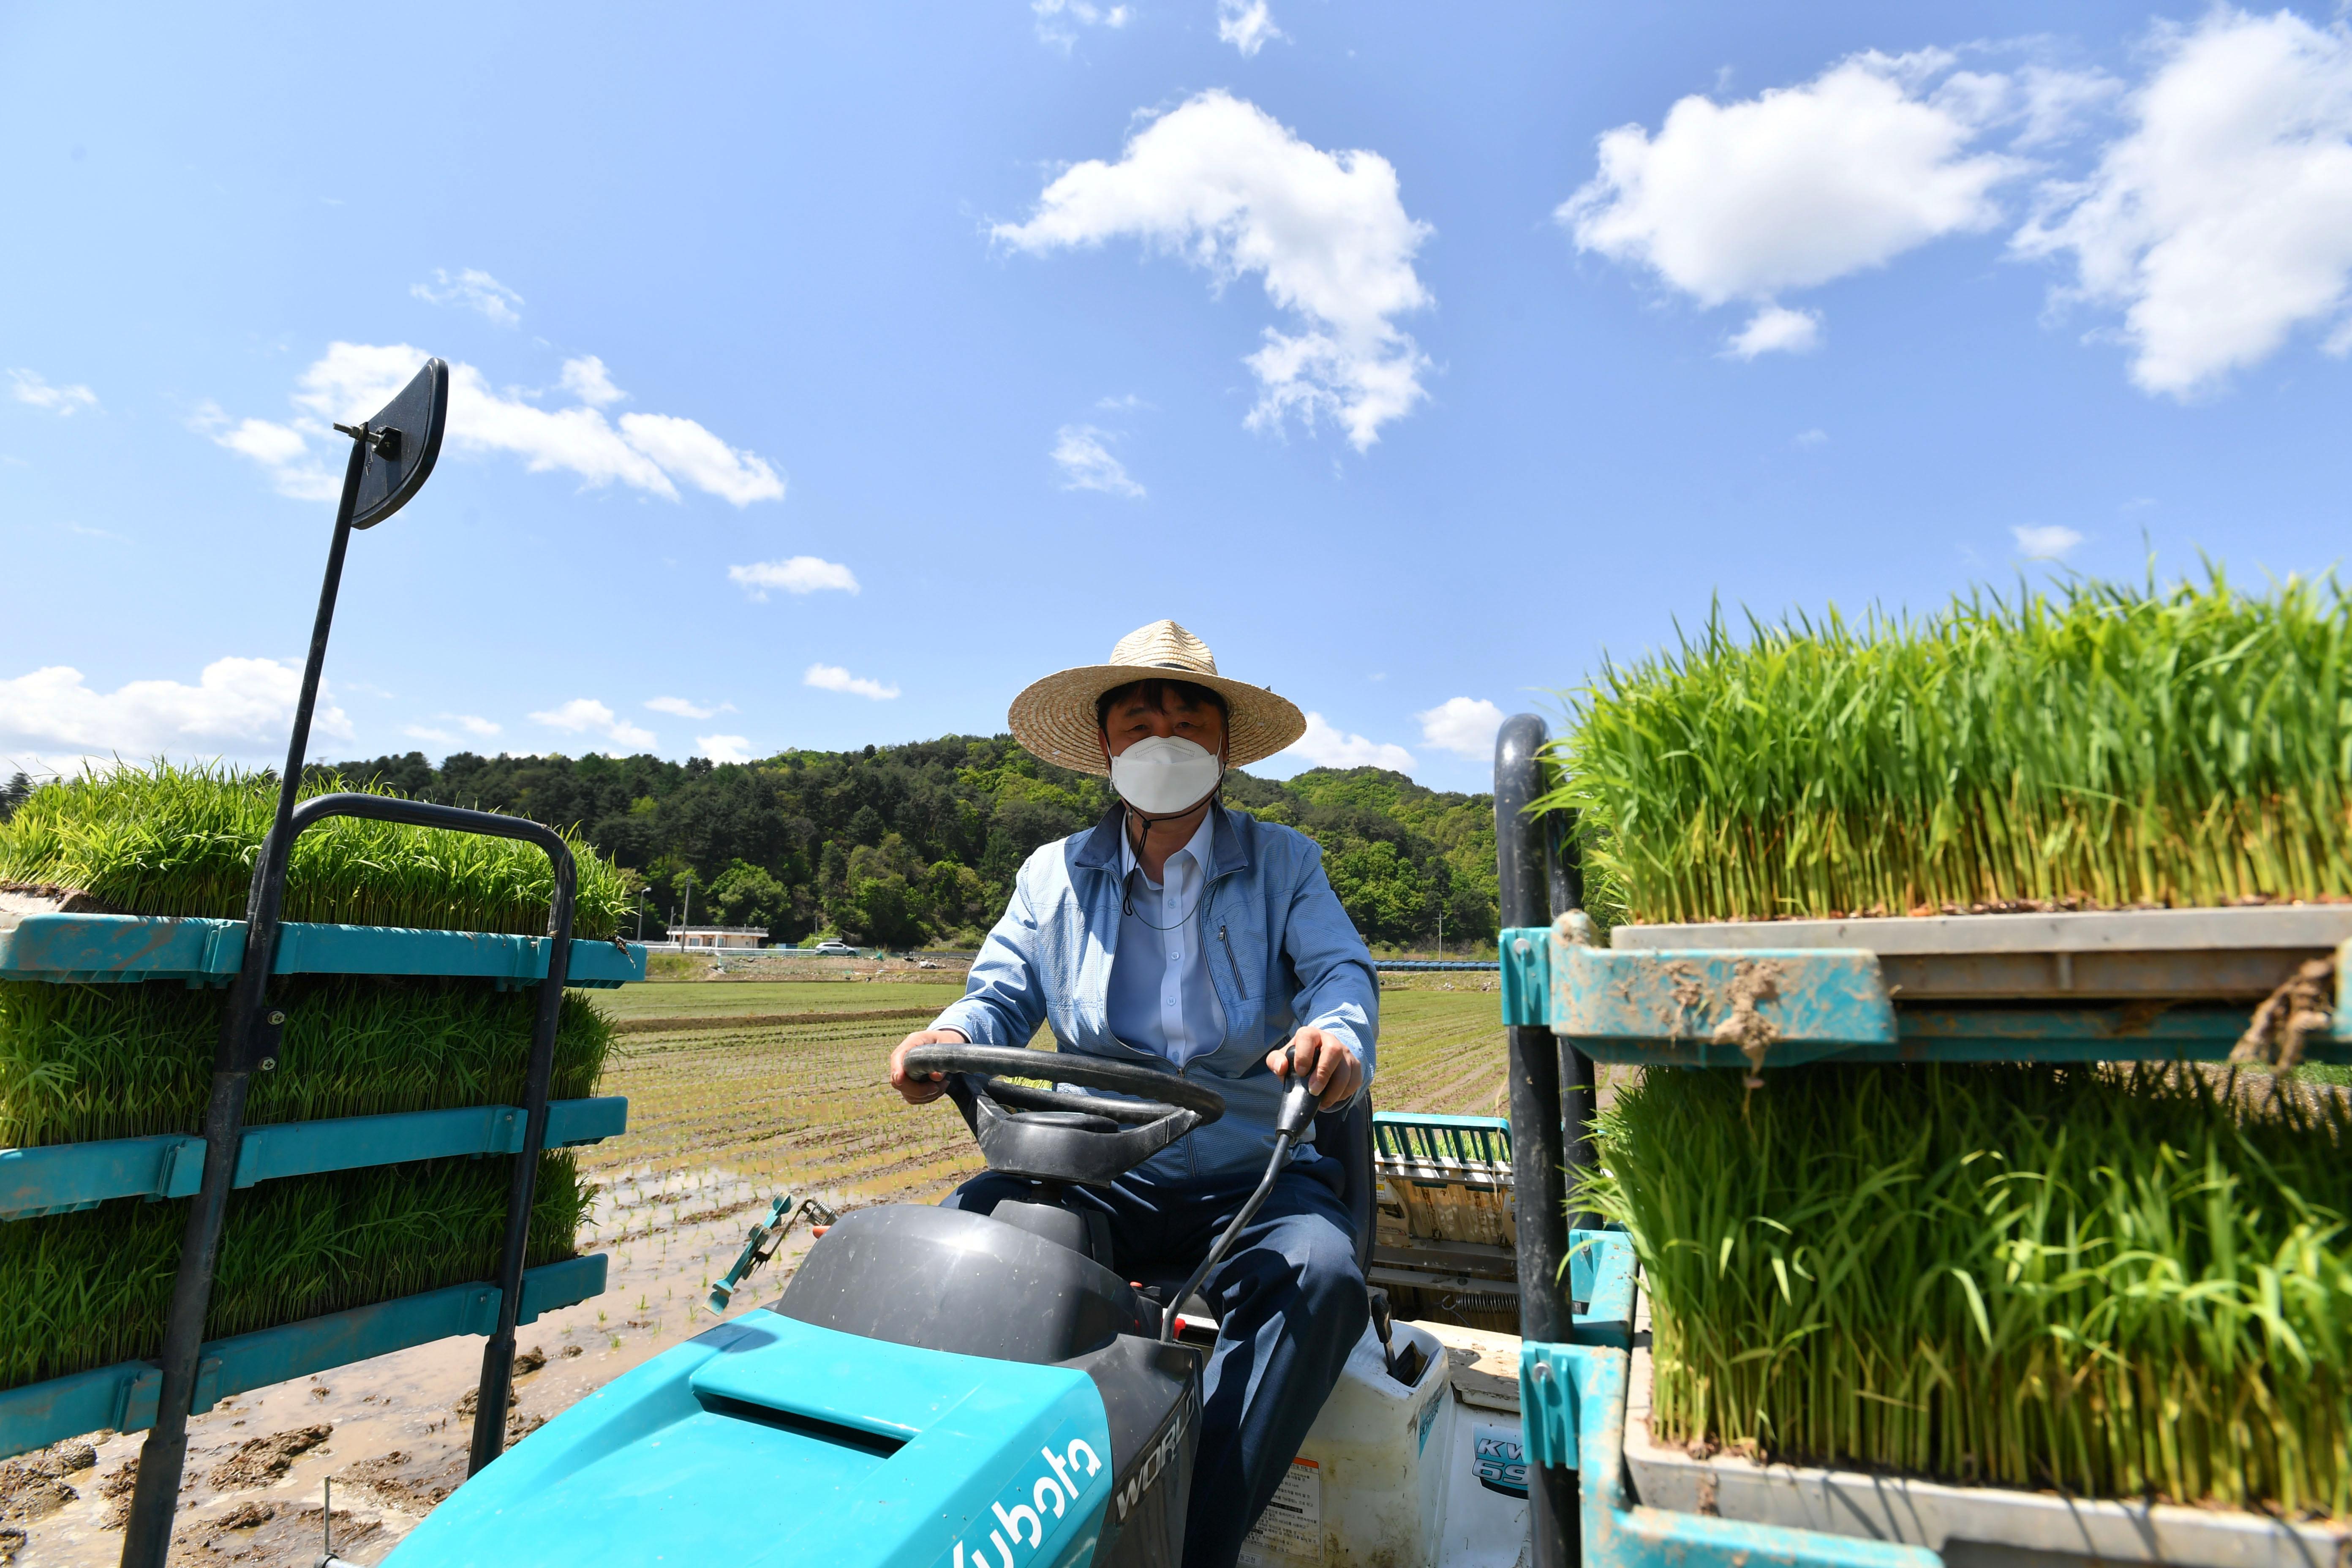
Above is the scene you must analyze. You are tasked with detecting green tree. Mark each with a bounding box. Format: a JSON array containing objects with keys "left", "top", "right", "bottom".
[
  {"left": 314, "top": 740, "right": 1500, "bottom": 952},
  {"left": 706, "top": 860, "right": 788, "bottom": 935}
]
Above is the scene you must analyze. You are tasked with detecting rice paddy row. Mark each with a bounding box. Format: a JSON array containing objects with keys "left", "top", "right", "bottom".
[
  {"left": 578, "top": 984, "right": 1511, "bottom": 1211},
  {"left": 1587, "top": 1063, "right": 2352, "bottom": 1515},
  {"left": 0, "top": 977, "right": 613, "bottom": 1148},
  {"left": 1544, "top": 571, "right": 2352, "bottom": 925},
  {"left": 0, "top": 762, "right": 634, "bottom": 938},
  {"left": 1, "top": 1154, "right": 588, "bottom": 1391}
]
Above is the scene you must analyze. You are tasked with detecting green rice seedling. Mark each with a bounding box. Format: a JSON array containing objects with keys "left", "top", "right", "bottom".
[
  {"left": 0, "top": 762, "right": 633, "bottom": 939},
  {"left": 1582, "top": 1064, "right": 2352, "bottom": 1515},
  {"left": 0, "top": 977, "right": 614, "bottom": 1147},
  {"left": 0, "top": 1152, "right": 591, "bottom": 1391},
  {"left": 1539, "top": 570, "right": 2352, "bottom": 925}
]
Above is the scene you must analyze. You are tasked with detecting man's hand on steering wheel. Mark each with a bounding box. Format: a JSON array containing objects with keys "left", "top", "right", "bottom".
[
  {"left": 890, "top": 1028, "right": 968, "bottom": 1104},
  {"left": 1266, "top": 1028, "right": 1362, "bottom": 1111}
]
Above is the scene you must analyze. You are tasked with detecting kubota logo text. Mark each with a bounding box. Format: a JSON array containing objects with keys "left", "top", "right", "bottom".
[{"left": 950, "top": 1435, "right": 1101, "bottom": 1568}]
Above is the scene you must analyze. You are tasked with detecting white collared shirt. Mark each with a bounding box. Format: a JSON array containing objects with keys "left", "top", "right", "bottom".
[{"left": 1107, "top": 812, "right": 1228, "bottom": 1068}]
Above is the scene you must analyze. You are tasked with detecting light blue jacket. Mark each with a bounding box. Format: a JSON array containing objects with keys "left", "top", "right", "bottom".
[{"left": 930, "top": 803, "right": 1379, "bottom": 1181}]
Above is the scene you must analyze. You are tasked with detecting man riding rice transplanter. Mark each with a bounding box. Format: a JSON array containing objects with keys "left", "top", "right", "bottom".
[{"left": 889, "top": 619, "right": 1378, "bottom": 1568}]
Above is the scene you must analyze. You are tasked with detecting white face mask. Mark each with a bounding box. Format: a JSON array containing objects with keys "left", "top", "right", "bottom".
[{"left": 1109, "top": 735, "right": 1224, "bottom": 817}]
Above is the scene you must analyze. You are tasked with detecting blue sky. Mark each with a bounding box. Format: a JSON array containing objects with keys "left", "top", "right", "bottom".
[{"left": 5, "top": 1, "right": 2350, "bottom": 795}]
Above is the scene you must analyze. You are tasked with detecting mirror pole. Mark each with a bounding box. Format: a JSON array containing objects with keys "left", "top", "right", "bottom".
[{"left": 117, "top": 431, "right": 370, "bottom": 1568}]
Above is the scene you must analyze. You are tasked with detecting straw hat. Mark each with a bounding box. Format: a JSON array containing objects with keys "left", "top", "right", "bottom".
[{"left": 1009, "top": 620, "right": 1307, "bottom": 776}]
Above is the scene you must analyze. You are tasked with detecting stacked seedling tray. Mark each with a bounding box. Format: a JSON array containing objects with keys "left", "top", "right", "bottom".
[
  {"left": 1370, "top": 1112, "right": 1521, "bottom": 1332},
  {"left": 0, "top": 768, "right": 645, "bottom": 1463},
  {"left": 1496, "top": 574, "right": 2352, "bottom": 1568}
]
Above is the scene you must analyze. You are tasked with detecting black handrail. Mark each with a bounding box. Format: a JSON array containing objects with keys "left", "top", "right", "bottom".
[
  {"left": 1493, "top": 712, "right": 1592, "bottom": 1568},
  {"left": 119, "top": 791, "right": 580, "bottom": 1565}
]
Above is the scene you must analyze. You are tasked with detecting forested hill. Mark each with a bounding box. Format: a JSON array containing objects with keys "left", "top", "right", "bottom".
[{"left": 310, "top": 738, "right": 1501, "bottom": 953}]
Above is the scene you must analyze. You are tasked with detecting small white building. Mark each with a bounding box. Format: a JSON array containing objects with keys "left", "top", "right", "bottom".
[{"left": 670, "top": 926, "right": 768, "bottom": 950}]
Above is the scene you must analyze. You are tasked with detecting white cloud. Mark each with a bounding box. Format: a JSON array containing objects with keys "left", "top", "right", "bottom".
[
  {"left": 411, "top": 268, "right": 524, "bottom": 326},
  {"left": 404, "top": 725, "right": 457, "bottom": 745},
  {"left": 10, "top": 369, "right": 98, "bottom": 415},
  {"left": 1279, "top": 711, "right": 1415, "bottom": 773},
  {"left": 1415, "top": 696, "right": 1505, "bottom": 760},
  {"left": 1033, "top": 0, "right": 1129, "bottom": 49},
  {"left": 188, "top": 403, "right": 343, "bottom": 501},
  {"left": 560, "top": 355, "right": 625, "bottom": 407},
  {"left": 2014, "top": 9, "right": 2352, "bottom": 397},
  {"left": 1563, "top": 51, "right": 2029, "bottom": 338},
  {"left": 528, "top": 697, "right": 656, "bottom": 750},
  {"left": 203, "top": 342, "right": 785, "bottom": 508},
  {"left": 453, "top": 713, "right": 501, "bottom": 736},
  {"left": 697, "top": 734, "right": 754, "bottom": 763},
  {"left": 645, "top": 695, "right": 733, "bottom": 719},
  {"left": 728, "top": 557, "right": 860, "bottom": 600},
  {"left": 2013, "top": 523, "right": 2085, "bottom": 560},
  {"left": 0, "top": 657, "right": 351, "bottom": 764},
  {"left": 994, "top": 91, "right": 1434, "bottom": 451},
  {"left": 1051, "top": 425, "right": 1145, "bottom": 497},
  {"left": 1794, "top": 427, "right": 1830, "bottom": 446},
  {"left": 1726, "top": 305, "right": 1824, "bottom": 359},
  {"left": 1217, "top": 0, "right": 1282, "bottom": 57},
  {"left": 804, "top": 664, "right": 901, "bottom": 701},
  {"left": 616, "top": 412, "right": 784, "bottom": 505}
]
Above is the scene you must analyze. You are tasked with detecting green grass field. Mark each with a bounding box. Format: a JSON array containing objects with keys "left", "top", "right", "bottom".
[{"left": 595, "top": 980, "right": 961, "bottom": 1023}]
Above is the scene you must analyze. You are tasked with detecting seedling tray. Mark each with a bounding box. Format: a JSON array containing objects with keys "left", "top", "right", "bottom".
[
  {"left": 1617, "top": 1332, "right": 2349, "bottom": 1568},
  {"left": 0, "top": 911, "right": 645, "bottom": 988},
  {"left": 1522, "top": 1283, "right": 2352, "bottom": 1568},
  {"left": 0, "top": 1096, "right": 627, "bottom": 1220},
  {"left": 0, "top": 909, "right": 642, "bottom": 1466},
  {"left": 1615, "top": 906, "right": 2352, "bottom": 1003},
  {"left": 1372, "top": 1113, "right": 1520, "bottom": 1328},
  {"left": 1499, "top": 909, "right": 2352, "bottom": 1067},
  {"left": 0, "top": 1254, "right": 605, "bottom": 1460}
]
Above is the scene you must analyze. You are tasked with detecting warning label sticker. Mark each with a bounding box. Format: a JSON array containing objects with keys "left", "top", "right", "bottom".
[{"left": 1238, "top": 1457, "right": 1322, "bottom": 1565}]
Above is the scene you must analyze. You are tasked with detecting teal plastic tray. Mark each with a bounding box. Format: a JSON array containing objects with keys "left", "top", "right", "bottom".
[
  {"left": 0, "top": 913, "right": 645, "bottom": 989},
  {"left": 0, "top": 1254, "right": 607, "bottom": 1462},
  {"left": 1, "top": 1096, "right": 628, "bottom": 1221}
]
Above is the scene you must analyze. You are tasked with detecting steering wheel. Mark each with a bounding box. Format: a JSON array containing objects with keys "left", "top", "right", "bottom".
[{"left": 903, "top": 1044, "right": 1225, "bottom": 1187}]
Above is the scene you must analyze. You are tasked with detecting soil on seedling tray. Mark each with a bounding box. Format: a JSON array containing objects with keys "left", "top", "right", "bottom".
[{"left": 6, "top": 986, "right": 1512, "bottom": 1565}]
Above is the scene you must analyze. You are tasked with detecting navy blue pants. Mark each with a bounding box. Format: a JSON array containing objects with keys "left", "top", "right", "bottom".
[{"left": 945, "top": 1161, "right": 1368, "bottom": 1568}]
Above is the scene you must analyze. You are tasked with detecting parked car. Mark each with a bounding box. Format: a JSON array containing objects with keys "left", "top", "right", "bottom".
[{"left": 809, "top": 939, "right": 858, "bottom": 956}]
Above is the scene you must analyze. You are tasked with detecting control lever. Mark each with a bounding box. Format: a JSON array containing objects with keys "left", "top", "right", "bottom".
[
  {"left": 1364, "top": 1286, "right": 1427, "bottom": 1386},
  {"left": 708, "top": 1194, "right": 837, "bottom": 1312},
  {"left": 1368, "top": 1287, "right": 1398, "bottom": 1377},
  {"left": 1159, "top": 1041, "right": 1321, "bottom": 1345}
]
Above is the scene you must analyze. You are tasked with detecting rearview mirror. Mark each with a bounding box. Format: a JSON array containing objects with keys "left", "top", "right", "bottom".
[{"left": 337, "top": 357, "right": 449, "bottom": 530}]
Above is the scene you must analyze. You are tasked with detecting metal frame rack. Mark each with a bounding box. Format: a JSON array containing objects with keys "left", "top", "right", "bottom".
[
  {"left": 0, "top": 358, "right": 646, "bottom": 1568},
  {"left": 1488, "top": 711, "right": 2352, "bottom": 1568},
  {"left": 0, "top": 910, "right": 639, "bottom": 1465}
]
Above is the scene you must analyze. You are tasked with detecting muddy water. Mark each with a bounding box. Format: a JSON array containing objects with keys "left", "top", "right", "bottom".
[{"left": 12, "top": 1165, "right": 845, "bottom": 1568}]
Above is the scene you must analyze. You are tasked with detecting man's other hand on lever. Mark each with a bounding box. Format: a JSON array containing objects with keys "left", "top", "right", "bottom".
[
  {"left": 889, "top": 1028, "right": 968, "bottom": 1105},
  {"left": 1266, "top": 1027, "right": 1361, "bottom": 1111}
]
